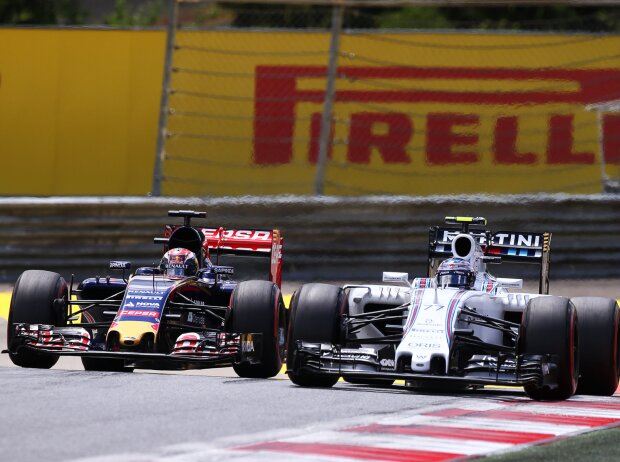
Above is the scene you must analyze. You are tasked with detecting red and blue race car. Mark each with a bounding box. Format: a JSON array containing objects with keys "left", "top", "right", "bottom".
[{"left": 5, "top": 210, "right": 287, "bottom": 377}]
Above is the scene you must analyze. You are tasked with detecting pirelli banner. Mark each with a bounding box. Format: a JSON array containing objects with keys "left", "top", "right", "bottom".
[
  {"left": 0, "top": 28, "right": 165, "bottom": 196},
  {"left": 164, "top": 30, "right": 620, "bottom": 196},
  {"left": 2, "top": 28, "right": 620, "bottom": 196}
]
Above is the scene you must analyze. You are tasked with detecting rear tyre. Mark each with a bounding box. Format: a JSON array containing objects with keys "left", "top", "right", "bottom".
[
  {"left": 572, "top": 297, "right": 619, "bottom": 396},
  {"left": 287, "top": 283, "right": 345, "bottom": 388},
  {"left": 7, "top": 270, "right": 68, "bottom": 369},
  {"left": 520, "top": 296, "right": 578, "bottom": 401},
  {"left": 230, "top": 280, "right": 286, "bottom": 378}
]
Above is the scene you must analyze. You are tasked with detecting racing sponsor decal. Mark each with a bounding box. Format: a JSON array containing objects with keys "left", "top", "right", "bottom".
[
  {"left": 114, "top": 277, "right": 172, "bottom": 323},
  {"left": 164, "top": 226, "right": 274, "bottom": 253},
  {"left": 126, "top": 295, "right": 164, "bottom": 301},
  {"left": 445, "top": 290, "right": 467, "bottom": 346},
  {"left": 493, "top": 233, "right": 541, "bottom": 248},
  {"left": 327, "top": 353, "right": 373, "bottom": 361},
  {"left": 127, "top": 289, "right": 168, "bottom": 295},
  {"left": 438, "top": 229, "right": 543, "bottom": 249},
  {"left": 135, "top": 301, "right": 160, "bottom": 308},
  {"left": 407, "top": 342, "right": 442, "bottom": 350},
  {"left": 201, "top": 228, "right": 272, "bottom": 241},
  {"left": 118, "top": 310, "right": 159, "bottom": 318},
  {"left": 403, "top": 289, "right": 425, "bottom": 334}
]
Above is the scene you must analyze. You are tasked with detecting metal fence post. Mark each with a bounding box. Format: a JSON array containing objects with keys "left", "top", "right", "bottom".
[
  {"left": 314, "top": 4, "right": 344, "bottom": 195},
  {"left": 152, "top": 0, "right": 179, "bottom": 197}
]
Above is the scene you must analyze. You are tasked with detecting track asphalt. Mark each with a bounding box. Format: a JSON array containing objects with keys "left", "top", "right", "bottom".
[{"left": 1, "top": 281, "right": 618, "bottom": 461}]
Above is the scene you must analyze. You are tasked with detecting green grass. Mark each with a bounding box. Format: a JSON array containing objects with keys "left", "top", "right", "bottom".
[{"left": 482, "top": 426, "right": 620, "bottom": 461}]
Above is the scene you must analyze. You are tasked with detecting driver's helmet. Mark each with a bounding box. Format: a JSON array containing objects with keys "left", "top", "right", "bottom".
[
  {"left": 437, "top": 257, "right": 475, "bottom": 289},
  {"left": 160, "top": 248, "right": 199, "bottom": 279}
]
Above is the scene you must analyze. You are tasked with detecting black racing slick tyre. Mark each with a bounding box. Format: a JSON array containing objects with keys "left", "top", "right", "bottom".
[
  {"left": 287, "top": 283, "right": 346, "bottom": 388},
  {"left": 7, "top": 270, "right": 68, "bottom": 369},
  {"left": 520, "top": 296, "right": 579, "bottom": 401},
  {"left": 572, "top": 297, "right": 620, "bottom": 396},
  {"left": 229, "top": 280, "right": 286, "bottom": 378}
]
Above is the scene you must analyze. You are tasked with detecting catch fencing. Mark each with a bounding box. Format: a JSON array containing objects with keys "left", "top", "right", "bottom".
[
  {"left": 152, "top": 0, "right": 620, "bottom": 197},
  {"left": 0, "top": 195, "right": 619, "bottom": 284}
]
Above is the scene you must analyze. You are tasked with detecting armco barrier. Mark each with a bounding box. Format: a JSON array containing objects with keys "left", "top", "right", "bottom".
[{"left": 0, "top": 195, "right": 619, "bottom": 284}]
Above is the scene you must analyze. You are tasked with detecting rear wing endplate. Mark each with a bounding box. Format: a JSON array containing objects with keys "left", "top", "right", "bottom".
[{"left": 428, "top": 226, "right": 552, "bottom": 294}]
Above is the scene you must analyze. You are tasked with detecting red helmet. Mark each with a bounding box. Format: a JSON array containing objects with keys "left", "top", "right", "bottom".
[{"left": 160, "top": 248, "right": 199, "bottom": 279}]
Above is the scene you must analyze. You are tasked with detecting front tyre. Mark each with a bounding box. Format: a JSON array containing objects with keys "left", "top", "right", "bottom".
[
  {"left": 229, "top": 280, "right": 286, "bottom": 378},
  {"left": 7, "top": 270, "right": 68, "bottom": 369},
  {"left": 287, "top": 283, "right": 346, "bottom": 388},
  {"left": 572, "top": 297, "right": 619, "bottom": 396},
  {"left": 520, "top": 296, "right": 578, "bottom": 401}
]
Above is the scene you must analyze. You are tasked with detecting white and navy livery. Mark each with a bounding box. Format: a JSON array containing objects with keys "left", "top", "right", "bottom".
[{"left": 287, "top": 217, "right": 620, "bottom": 401}]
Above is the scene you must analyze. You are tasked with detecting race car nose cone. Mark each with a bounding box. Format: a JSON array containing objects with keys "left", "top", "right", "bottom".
[{"left": 109, "top": 321, "right": 157, "bottom": 348}]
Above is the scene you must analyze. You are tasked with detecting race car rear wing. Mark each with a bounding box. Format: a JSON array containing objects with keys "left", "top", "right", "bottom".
[
  {"left": 156, "top": 211, "right": 283, "bottom": 287},
  {"left": 427, "top": 222, "right": 552, "bottom": 294},
  {"left": 200, "top": 227, "right": 283, "bottom": 288}
]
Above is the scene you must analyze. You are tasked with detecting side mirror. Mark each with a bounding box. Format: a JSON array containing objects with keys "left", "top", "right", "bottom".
[
  {"left": 482, "top": 256, "right": 502, "bottom": 264},
  {"left": 213, "top": 266, "right": 234, "bottom": 276},
  {"left": 496, "top": 278, "right": 523, "bottom": 289},
  {"left": 382, "top": 272, "right": 410, "bottom": 285},
  {"left": 109, "top": 261, "right": 131, "bottom": 282}
]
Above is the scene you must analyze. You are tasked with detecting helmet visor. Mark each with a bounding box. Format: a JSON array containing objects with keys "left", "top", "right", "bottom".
[
  {"left": 438, "top": 272, "right": 471, "bottom": 288},
  {"left": 166, "top": 266, "right": 187, "bottom": 279}
]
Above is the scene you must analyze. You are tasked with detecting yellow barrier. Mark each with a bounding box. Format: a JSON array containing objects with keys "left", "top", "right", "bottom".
[
  {"left": 0, "top": 28, "right": 165, "bottom": 195},
  {"left": 0, "top": 292, "right": 9, "bottom": 320},
  {"left": 2, "top": 29, "right": 620, "bottom": 195}
]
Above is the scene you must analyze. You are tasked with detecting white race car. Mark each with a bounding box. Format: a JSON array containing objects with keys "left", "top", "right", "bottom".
[{"left": 286, "top": 216, "right": 619, "bottom": 400}]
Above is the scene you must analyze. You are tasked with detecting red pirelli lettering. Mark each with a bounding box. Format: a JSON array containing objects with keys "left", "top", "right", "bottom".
[
  {"left": 348, "top": 112, "right": 412, "bottom": 164},
  {"left": 254, "top": 65, "right": 620, "bottom": 166},
  {"left": 427, "top": 113, "right": 479, "bottom": 165}
]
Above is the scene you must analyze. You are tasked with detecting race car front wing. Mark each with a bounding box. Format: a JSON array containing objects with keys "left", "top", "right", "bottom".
[
  {"left": 290, "top": 341, "right": 560, "bottom": 389},
  {"left": 4, "top": 323, "right": 264, "bottom": 369}
]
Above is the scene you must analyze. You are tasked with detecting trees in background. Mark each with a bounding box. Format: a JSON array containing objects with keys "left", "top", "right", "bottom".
[{"left": 0, "top": 1, "right": 619, "bottom": 32}]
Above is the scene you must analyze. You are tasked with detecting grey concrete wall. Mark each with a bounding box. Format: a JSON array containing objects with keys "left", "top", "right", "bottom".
[{"left": 0, "top": 194, "right": 618, "bottom": 283}]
